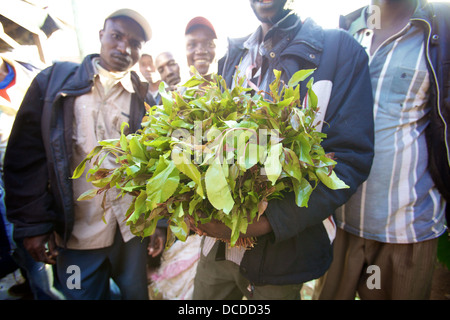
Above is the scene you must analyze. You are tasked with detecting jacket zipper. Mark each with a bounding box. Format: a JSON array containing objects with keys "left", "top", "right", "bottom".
[{"left": 412, "top": 17, "right": 450, "bottom": 168}]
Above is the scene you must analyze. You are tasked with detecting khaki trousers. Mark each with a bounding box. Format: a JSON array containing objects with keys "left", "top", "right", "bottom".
[
  {"left": 193, "top": 240, "right": 302, "bottom": 300},
  {"left": 314, "top": 228, "right": 438, "bottom": 300}
]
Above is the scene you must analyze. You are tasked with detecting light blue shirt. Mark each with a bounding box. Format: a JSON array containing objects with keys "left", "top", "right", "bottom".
[{"left": 336, "top": 8, "right": 447, "bottom": 243}]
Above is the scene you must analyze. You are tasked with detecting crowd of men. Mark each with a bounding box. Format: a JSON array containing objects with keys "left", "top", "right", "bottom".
[{"left": 0, "top": 0, "right": 448, "bottom": 300}]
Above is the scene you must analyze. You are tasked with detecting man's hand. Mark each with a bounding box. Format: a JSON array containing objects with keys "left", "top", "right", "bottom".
[
  {"left": 23, "top": 233, "right": 58, "bottom": 265},
  {"left": 191, "top": 216, "right": 272, "bottom": 240}
]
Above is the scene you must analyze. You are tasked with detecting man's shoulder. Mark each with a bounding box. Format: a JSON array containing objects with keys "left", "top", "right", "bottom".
[
  {"left": 298, "top": 18, "right": 363, "bottom": 53},
  {"left": 428, "top": 2, "right": 450, "bottom": 13},
  {"left": 227, "top": 34, "right": 252, "bottom": 49},
  {"left": 320, "top": 26, "right": 365, "bottom": 55},
  {"left": 428, "top": 2, "right": 450, "bottom": 26},
  {"left": 36, "top": 60, "right": 79, "bottom": 81}
]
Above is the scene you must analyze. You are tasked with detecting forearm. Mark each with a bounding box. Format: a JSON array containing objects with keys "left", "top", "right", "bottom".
[{"left": 242, "top": 216, "right": 272, "bottom": 238}]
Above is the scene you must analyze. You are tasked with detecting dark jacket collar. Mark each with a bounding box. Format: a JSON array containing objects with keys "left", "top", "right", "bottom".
[
  {"left": 61, "top": 53, "right": 98, "bottom": 94},
  {"left": 226, "top": 12, "right": 323, "bottom": 67}
]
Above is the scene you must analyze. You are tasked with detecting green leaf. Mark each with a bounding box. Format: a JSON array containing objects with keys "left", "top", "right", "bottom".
[
  {"left": 282, "top": 147, "right": 302, "bottom": 182},
  {"left": 205, "top": 159, "right": 235, "bottom": 214},
  {"left": 230, "top": 208, "right": 244, "bottom": 247},
  {"left": 174, "top": 92, "right": 189, "bottom": 108},
  {"left": 269, "top": 69, "right": 282, "bottom": 101},
  {"left": 120, "top": 123, "right": 129, "bottom": 151},
  {"left": 129, "top": 214, "right": 163, "bottom": 238},
  {"left": 236, "top": 130, "right": 258, "bottom": 171},
  {"left": 144, "top": 136, "right": 171, "bottom": 149},
  {"left": 72, "top": 145, "right": 103, "bottom": 179},
  {"left": 129, "top": 136, "right": 147, "bottom": 161},
  {"left": 263, "top": 143, "right": 283, "bottom": 185},
  {"left": 293, "top": 178, "right": 313, "bottom": 207},
  {"left": 297, "top": 133, "right": 314, "bottom": 165},
  {"left": 316, "top": 167, "right": 349, "bottom": 190},
  {"left": 182, "top": 77, "right": 205, "bottom": 88},
  {"left": 126, "top": 190, "right": 148, "bottom": 224},
  {"left": 170, "top": 203, "right": 189, "bottom": 241},
  {"left": 77, "top": 188, "right": 99, "bottom": 201},
  {"left": 146, "top": 158, "right": 180, "bottom": 210},
  {"left": 171, "top": 119, "right": 194, "bottom": 129},
  {"left": 90, "top": 175, "right": 113, "bottom": 188},
  {"left": 288, "top": 69, "right": 315, "bottom": 87},
  {"left": 159, "top": 82, "right": 174, "bottom": 115},
  {"left": 172, "top": 148, "right": 205, "bottom": 198},
  {"left": 306, "top": 77, "right": 318, "bottom": 109}
]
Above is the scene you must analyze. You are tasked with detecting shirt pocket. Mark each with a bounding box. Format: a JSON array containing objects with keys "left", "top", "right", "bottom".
[{"left": 383, "top": 66, "right": 429, "bottom": 118}]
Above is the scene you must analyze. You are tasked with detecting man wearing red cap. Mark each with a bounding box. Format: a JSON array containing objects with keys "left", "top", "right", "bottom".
[{"left": 185, "top": 16, "right": 217, "bottom": 81}]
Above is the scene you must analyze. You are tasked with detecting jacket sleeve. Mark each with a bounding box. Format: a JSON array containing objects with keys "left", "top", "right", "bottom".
[
  {"left": 265, "top": 31, "right": 375, "bottom": 243},
  {"left": 4, "top": 67, "right": 57, "bottom": 239}
]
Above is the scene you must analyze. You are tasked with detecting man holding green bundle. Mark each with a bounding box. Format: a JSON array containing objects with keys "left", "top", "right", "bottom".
[{"left": 192, "top": 0, "right": 375, "bottom": 300}]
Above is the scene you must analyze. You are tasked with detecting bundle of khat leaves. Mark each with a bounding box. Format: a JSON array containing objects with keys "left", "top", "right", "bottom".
[{"left": 72, "top": 68, "right": 348, "bottom": 247}]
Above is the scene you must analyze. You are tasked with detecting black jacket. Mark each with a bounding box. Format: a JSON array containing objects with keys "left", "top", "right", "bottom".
[
  {"left": 218, "top": 14, "right": 375, "bottom": 285},
  {"left": 4, "top": 54, "right": 153, "bottom": 244},
  {"left": 340, "top": 0, "right": 450, "bottom": 227}
]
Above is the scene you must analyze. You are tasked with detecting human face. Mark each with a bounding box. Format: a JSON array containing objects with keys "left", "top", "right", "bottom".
[
  {"left": 139, "top": 54, "right": 159, "bottom": 84},
  {"left": 155, "top": 52, "right": 181, "bottom": 86},
  {"left": 185, "top": 26, "right": 216, "bottom": 76},
  {"left": 249, "top": 0, "right": 289, "bottom": 24},
  {"left": 99, "top": 17, "right": 145, "bottom": 72}
]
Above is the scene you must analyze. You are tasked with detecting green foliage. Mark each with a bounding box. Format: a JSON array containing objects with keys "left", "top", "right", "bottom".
[{"left": 72, "top": 69, "right": 348, "bottom": 247}]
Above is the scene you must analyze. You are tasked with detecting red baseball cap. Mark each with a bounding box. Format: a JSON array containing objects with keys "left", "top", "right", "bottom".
[{"left": 185, "top": 16, "right": 217, "bottom": 39}]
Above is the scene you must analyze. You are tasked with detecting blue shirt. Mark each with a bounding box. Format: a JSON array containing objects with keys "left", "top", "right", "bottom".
[{"left": 336, "top": 7, "right": 447, "bottom": 243}]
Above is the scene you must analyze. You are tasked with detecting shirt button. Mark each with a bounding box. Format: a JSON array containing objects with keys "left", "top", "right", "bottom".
[
  {"left": 269, "top": 52, "right": 276, "bottom": 58},
  {"left": 309, "top": 53, "right": 316, "bottom": 59}
]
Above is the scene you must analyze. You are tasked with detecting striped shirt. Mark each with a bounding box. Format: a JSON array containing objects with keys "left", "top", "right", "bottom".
[{"left": 336, "top": 8, "right": 447, "bottom": 243}]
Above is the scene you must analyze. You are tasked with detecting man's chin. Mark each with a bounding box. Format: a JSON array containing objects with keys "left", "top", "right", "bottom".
[
  {"left": 109, "top": 57, "right": 133, "bottom": 72},
  {"left": 194, "top": 66, "right": 209, "bottom": 76}
]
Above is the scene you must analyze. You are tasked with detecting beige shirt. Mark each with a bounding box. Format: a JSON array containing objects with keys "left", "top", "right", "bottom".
[{"left": 66, "top": 58, "right": 136, "bottom": 249}]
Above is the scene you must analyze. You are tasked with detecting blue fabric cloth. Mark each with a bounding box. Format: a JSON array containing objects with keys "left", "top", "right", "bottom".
[{"left": 0, "top": 63, "right": 15, "bottom": 89}]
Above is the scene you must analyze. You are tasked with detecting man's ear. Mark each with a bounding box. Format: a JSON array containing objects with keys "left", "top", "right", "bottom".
[{"left": 99, "top": 29, "right": 104, "bottom": 42}]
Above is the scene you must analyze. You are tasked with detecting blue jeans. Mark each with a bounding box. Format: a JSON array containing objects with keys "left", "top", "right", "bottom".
[
  {"left": 0, "top": 177, "right": 18, "bottom": 279},
  {"left": 56, "top": 228, "right": 149, "bottom": 300},
  {"left": 0, "top": 176, "right": 14, "bottom": 251}
]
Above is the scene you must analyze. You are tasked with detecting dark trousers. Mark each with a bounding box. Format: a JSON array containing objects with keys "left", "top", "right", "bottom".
[
  {"left": 193, "top": 239, "right": 302, "bottom": 300},
  {"left": 56, "top": 228, "right": 149, "bottom": 300}
]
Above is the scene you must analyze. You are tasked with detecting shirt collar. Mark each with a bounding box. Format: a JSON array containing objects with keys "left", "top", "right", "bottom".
[
  {"left": 92, "top": 57, "right": 135, "bottom": 94},
  {"left": 349, "top": 3, "right": 421, "bottom": 34}
]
